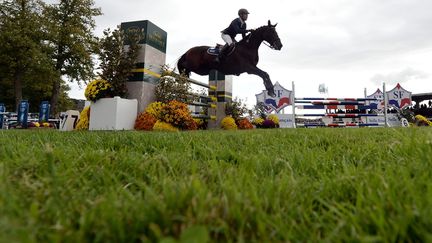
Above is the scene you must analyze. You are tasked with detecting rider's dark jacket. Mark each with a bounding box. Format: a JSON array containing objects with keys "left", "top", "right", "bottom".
[{"left": 222, "top": 18, "right": 247, "bottom": 40}]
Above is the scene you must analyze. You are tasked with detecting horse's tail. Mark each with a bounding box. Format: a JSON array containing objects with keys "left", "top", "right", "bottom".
[{"left": 177, "top": 53, "right": 188, "bottom": 76}]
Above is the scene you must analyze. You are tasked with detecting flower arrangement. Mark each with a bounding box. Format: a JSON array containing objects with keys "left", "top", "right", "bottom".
[
  {"left": 76, "top": 107, "right": 90, "bottom": 130},
  {"left": 237, "top": 118, "right": 253, "bottom": 129},
  {"left": 415, "top": 115, "right": 432, "bottom": 126},
  {"left": 194, "top": 118, "right": 207, "bottom": 130},
  {"left": 261, "top": 119, "right": 277, "bottom": 128},
  {"left": 84, "top": 79, "right": 113, "bottom": 102},
  {"left": 221, "top": 116, "right": 237, "bottom": 130},
  {"left": 252, "top": 114, "right": 279, "bottom": 128},
  {"left": 41, "top": 122, "right": 53, "bottom": 128},
  {"left": 145, "top": 102, "right": 165, "bottom": 118},
  {"left": 159, "top": 100, "right": 197, "bottom": 130},
  {"left": 267, "top": 114, "right": 279, "bottom": 125},
  {"left": 225, "top": 98, "right": 249, "bottom": 121},
  {"left": 153, "top": 121, "right": 179, "bottom": 132},
  {"left": 134, "top": 112, "right": 157, "bottom": 130},
  {"left": 134, "top": 101, "right": 197, "bottom": 131},
  {"left": 28, "top": 122, "right": 40, "bottom": 128},
  {"left": 184, "top": 118, "right": 198, "bottom": 130},
  {"left": 252, "top": 117, "right": 265, "bottom": 127},
  {"left": 25, "top": 121, "right": 54, "bottom": 129}
]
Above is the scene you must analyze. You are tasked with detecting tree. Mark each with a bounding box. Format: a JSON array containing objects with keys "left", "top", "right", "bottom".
[
  {"left": 155, "top": 67, "right": 196, "bottom": 104},
  {"left": 43, "top": 0, "right": 101, "bottom": 114},
  {"left": 0, "top": 0, "right": 52, "bottom": 109},
  {"left": 0, "top": 74, "right": 15, "bottom": 111},
  {"left": 225, "top": 97, "right": 250, "bottom": 121},
  {"left": 252, "top": 102, "right": 268, "bottom": 119},
  {"left": 98, "top": 27, "right": 142, "bottom": 97}
]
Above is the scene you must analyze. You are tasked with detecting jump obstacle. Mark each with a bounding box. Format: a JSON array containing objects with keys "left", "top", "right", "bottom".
[
  {"left": 160, "top": 71, "right": 217, "bottom": 120},
  {"left": 290, "top": 82, "right": 389, "bottom": 128},
  {"left": 120, "top": 20, "right": 233, "bottom": 129},
  {"left": 160, "top": 70, "right": 232, "bottom": 127},
  {"left": 131, "top": 61, "right": 228, "bottom": 124}
]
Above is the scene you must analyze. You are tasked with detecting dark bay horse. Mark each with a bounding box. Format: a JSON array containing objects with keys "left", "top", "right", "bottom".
[{"left": 177, "top": 20, "right": 283, "bottom": 97}]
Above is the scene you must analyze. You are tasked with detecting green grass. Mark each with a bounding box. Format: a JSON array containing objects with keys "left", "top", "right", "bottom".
[{"left": 1, "top": 128, "right": 432, "bottom": 242}]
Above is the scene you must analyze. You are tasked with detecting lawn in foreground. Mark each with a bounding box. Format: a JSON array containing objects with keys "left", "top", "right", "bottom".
[{"left": 0, "top": 128, "right": 431, "bottom": 242}]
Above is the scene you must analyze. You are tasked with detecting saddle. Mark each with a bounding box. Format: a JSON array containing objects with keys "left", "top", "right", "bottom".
[{"left": 207, "top": 44, "right": 235, "bottom": 56}]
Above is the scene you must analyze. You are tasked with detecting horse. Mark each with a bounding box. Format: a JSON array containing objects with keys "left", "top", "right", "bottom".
[{"left": 177, "top": 20, "right": 283, "bottom": 97}]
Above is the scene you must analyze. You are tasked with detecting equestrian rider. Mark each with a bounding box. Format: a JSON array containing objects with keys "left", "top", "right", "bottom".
[{"left": 215, "top": 8, "right": 252, "bottom": 63}]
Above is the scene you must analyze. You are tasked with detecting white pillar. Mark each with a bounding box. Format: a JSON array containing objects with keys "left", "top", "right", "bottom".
[{"left": 121, "top": 20, "right": 167, "bottom": 113}]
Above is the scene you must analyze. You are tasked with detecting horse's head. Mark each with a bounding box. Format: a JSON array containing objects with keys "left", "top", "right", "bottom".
[{"left": 261, "top": 20, "right": 283, "bottom": 50}]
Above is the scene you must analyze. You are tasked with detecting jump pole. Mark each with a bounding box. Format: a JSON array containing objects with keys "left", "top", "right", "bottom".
[
  {"left": 383, "top": 82, "right": 388, "bottom": 127},
  {"left": 291, "top": 81, "right": 296, "bottom": 128}
]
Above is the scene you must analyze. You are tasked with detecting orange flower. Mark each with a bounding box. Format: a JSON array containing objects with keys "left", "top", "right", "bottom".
[
  {"left": 237, "top": 118, "right": 253, "bottom": 129},
  {"left": 134, "top": 112, "right": 157, "bottom": 131}
]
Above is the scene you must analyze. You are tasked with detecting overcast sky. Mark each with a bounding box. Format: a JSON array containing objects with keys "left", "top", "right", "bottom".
[{"left": 66, "top": 0, "right": 432, "bottom": 107}]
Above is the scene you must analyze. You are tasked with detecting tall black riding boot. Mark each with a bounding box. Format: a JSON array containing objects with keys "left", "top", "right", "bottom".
[{"left": 215, "top": 44, "right": 230, "bottom": 64}]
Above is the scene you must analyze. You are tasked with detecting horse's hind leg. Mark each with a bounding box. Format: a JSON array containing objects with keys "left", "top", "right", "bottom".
[{"left": 247, "top": 67, "right": 276, "bottom": 97}]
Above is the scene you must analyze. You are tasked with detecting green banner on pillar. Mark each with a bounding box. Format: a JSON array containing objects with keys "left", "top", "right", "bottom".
[{"left": 121, "top": 20, "right": 167, "bottom": 53}]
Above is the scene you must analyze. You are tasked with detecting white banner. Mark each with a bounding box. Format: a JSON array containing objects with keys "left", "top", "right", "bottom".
[{"left": 276, "top": 114, "right": 295, "bottom": 128}]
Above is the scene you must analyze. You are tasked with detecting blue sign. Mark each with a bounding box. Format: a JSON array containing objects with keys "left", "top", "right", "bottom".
[
  {"left": 17, "top": 100, "right": 29, "bottom": 128},
  {"left": 39, "top": 101, "right": 50, "bottom": 122},
  {"left": 0, "top": 103, "right": 5, "bottom": 129}
]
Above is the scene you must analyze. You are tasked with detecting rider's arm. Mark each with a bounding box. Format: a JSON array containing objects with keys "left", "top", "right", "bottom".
[{"left": 232, "top": 18, "right": 248, "bottom": 35}]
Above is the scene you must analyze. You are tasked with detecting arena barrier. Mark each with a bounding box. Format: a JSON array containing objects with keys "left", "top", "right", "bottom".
[
  {"left": 0, "top": 100, "right": 60, "bottom": 129},
  {"left": 291, "top": 82, "right": 389, "bottom": 128}
]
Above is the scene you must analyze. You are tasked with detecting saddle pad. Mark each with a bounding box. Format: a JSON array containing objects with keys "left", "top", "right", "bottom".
[{"left": 207, "top": 48, "right": 220, "bottom": 56}]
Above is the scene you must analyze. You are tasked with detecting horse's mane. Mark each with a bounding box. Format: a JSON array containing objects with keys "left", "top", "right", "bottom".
[{"left": 238, "top": 25, "right": 270, "bottom": 44}]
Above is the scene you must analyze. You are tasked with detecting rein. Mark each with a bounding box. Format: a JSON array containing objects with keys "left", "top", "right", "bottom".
[
  {"left": 263, "top": 41, "right": 276, "bottom": 49},
  {"left": 246, "top": 29, "right": 278, "bottom": 50}
]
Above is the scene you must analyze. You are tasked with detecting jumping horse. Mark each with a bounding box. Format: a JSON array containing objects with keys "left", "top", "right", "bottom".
[{"left": 177, "top": 20, "right": 283, "bottom": 97}]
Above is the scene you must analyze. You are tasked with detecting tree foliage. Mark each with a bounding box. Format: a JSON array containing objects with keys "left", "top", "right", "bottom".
[
  {"left": 0, "top": 0, "right": 54, "bottom": 110},
  {"left": 155, "top": 67, "right": 195, "bottom": 104},
  {"left": 0, "top": 0, "right": 99, "bottom": 114},
  {"left": 225, "top": 97, "right": 250, "bottom": 121},
  {"left": 98, "top": 27, "right": 142, "bottom": 97},
  {"left": 252, "top": 102, "right": 268, "bottom": 119},
  {"left": 43, "top": 0, "right": 101, "bottom": 113}
]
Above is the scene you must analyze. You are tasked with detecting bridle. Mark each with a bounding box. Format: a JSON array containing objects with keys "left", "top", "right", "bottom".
[{"left": 246, "top": 28, "right": 280, "bottom": 50}]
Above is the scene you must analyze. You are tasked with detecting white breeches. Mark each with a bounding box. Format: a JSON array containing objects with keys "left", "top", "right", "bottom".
[{"left": 221, "top": 34, "right": 234, "bottom": 45}]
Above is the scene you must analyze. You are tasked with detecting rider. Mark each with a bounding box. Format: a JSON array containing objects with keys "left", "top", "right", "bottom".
[{"left": 215, "top": 8, "right": 252, "bottom": 63}]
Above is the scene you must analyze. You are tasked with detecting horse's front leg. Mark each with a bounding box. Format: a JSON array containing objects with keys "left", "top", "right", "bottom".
[{"left": 247, "top": 67, "right": 276, "bottom": 97}]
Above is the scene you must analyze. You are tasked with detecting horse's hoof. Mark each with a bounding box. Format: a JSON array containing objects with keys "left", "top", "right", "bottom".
[{"left": 267, "top": 90, "right": 276, "bottom": 97}]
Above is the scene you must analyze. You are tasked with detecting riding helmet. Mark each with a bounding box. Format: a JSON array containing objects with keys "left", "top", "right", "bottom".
[{"left": 238, "top": 8, "right": 250, "bottom": 15}]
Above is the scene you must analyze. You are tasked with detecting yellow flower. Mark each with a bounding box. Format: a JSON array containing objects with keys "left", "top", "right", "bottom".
[
  {"left": 221, "top": 116, "right": 237, "bottom": 130},
  {"left": 252, "top": 117, "right": 264, "bottom": 125},
  {"left": 267, "top": 114, "right": 279, "bottom": 125},
  {"left": 145, "top": 102, "right": 165, "bottom": 118},
  {"left": 415, "top": 115, "right": 432, "bottom": 126},
  {"left": 194, "top": 118, "right": 204, "bottom": 126},
  {"left": 84, "top": 79, "right": 112, "bottom": 101},
  {"left": 76, "top": 107, "right": 90, "bottom": 130},
  {"left": 153, "top": 120, "right": 179, "bottom": 132}
]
